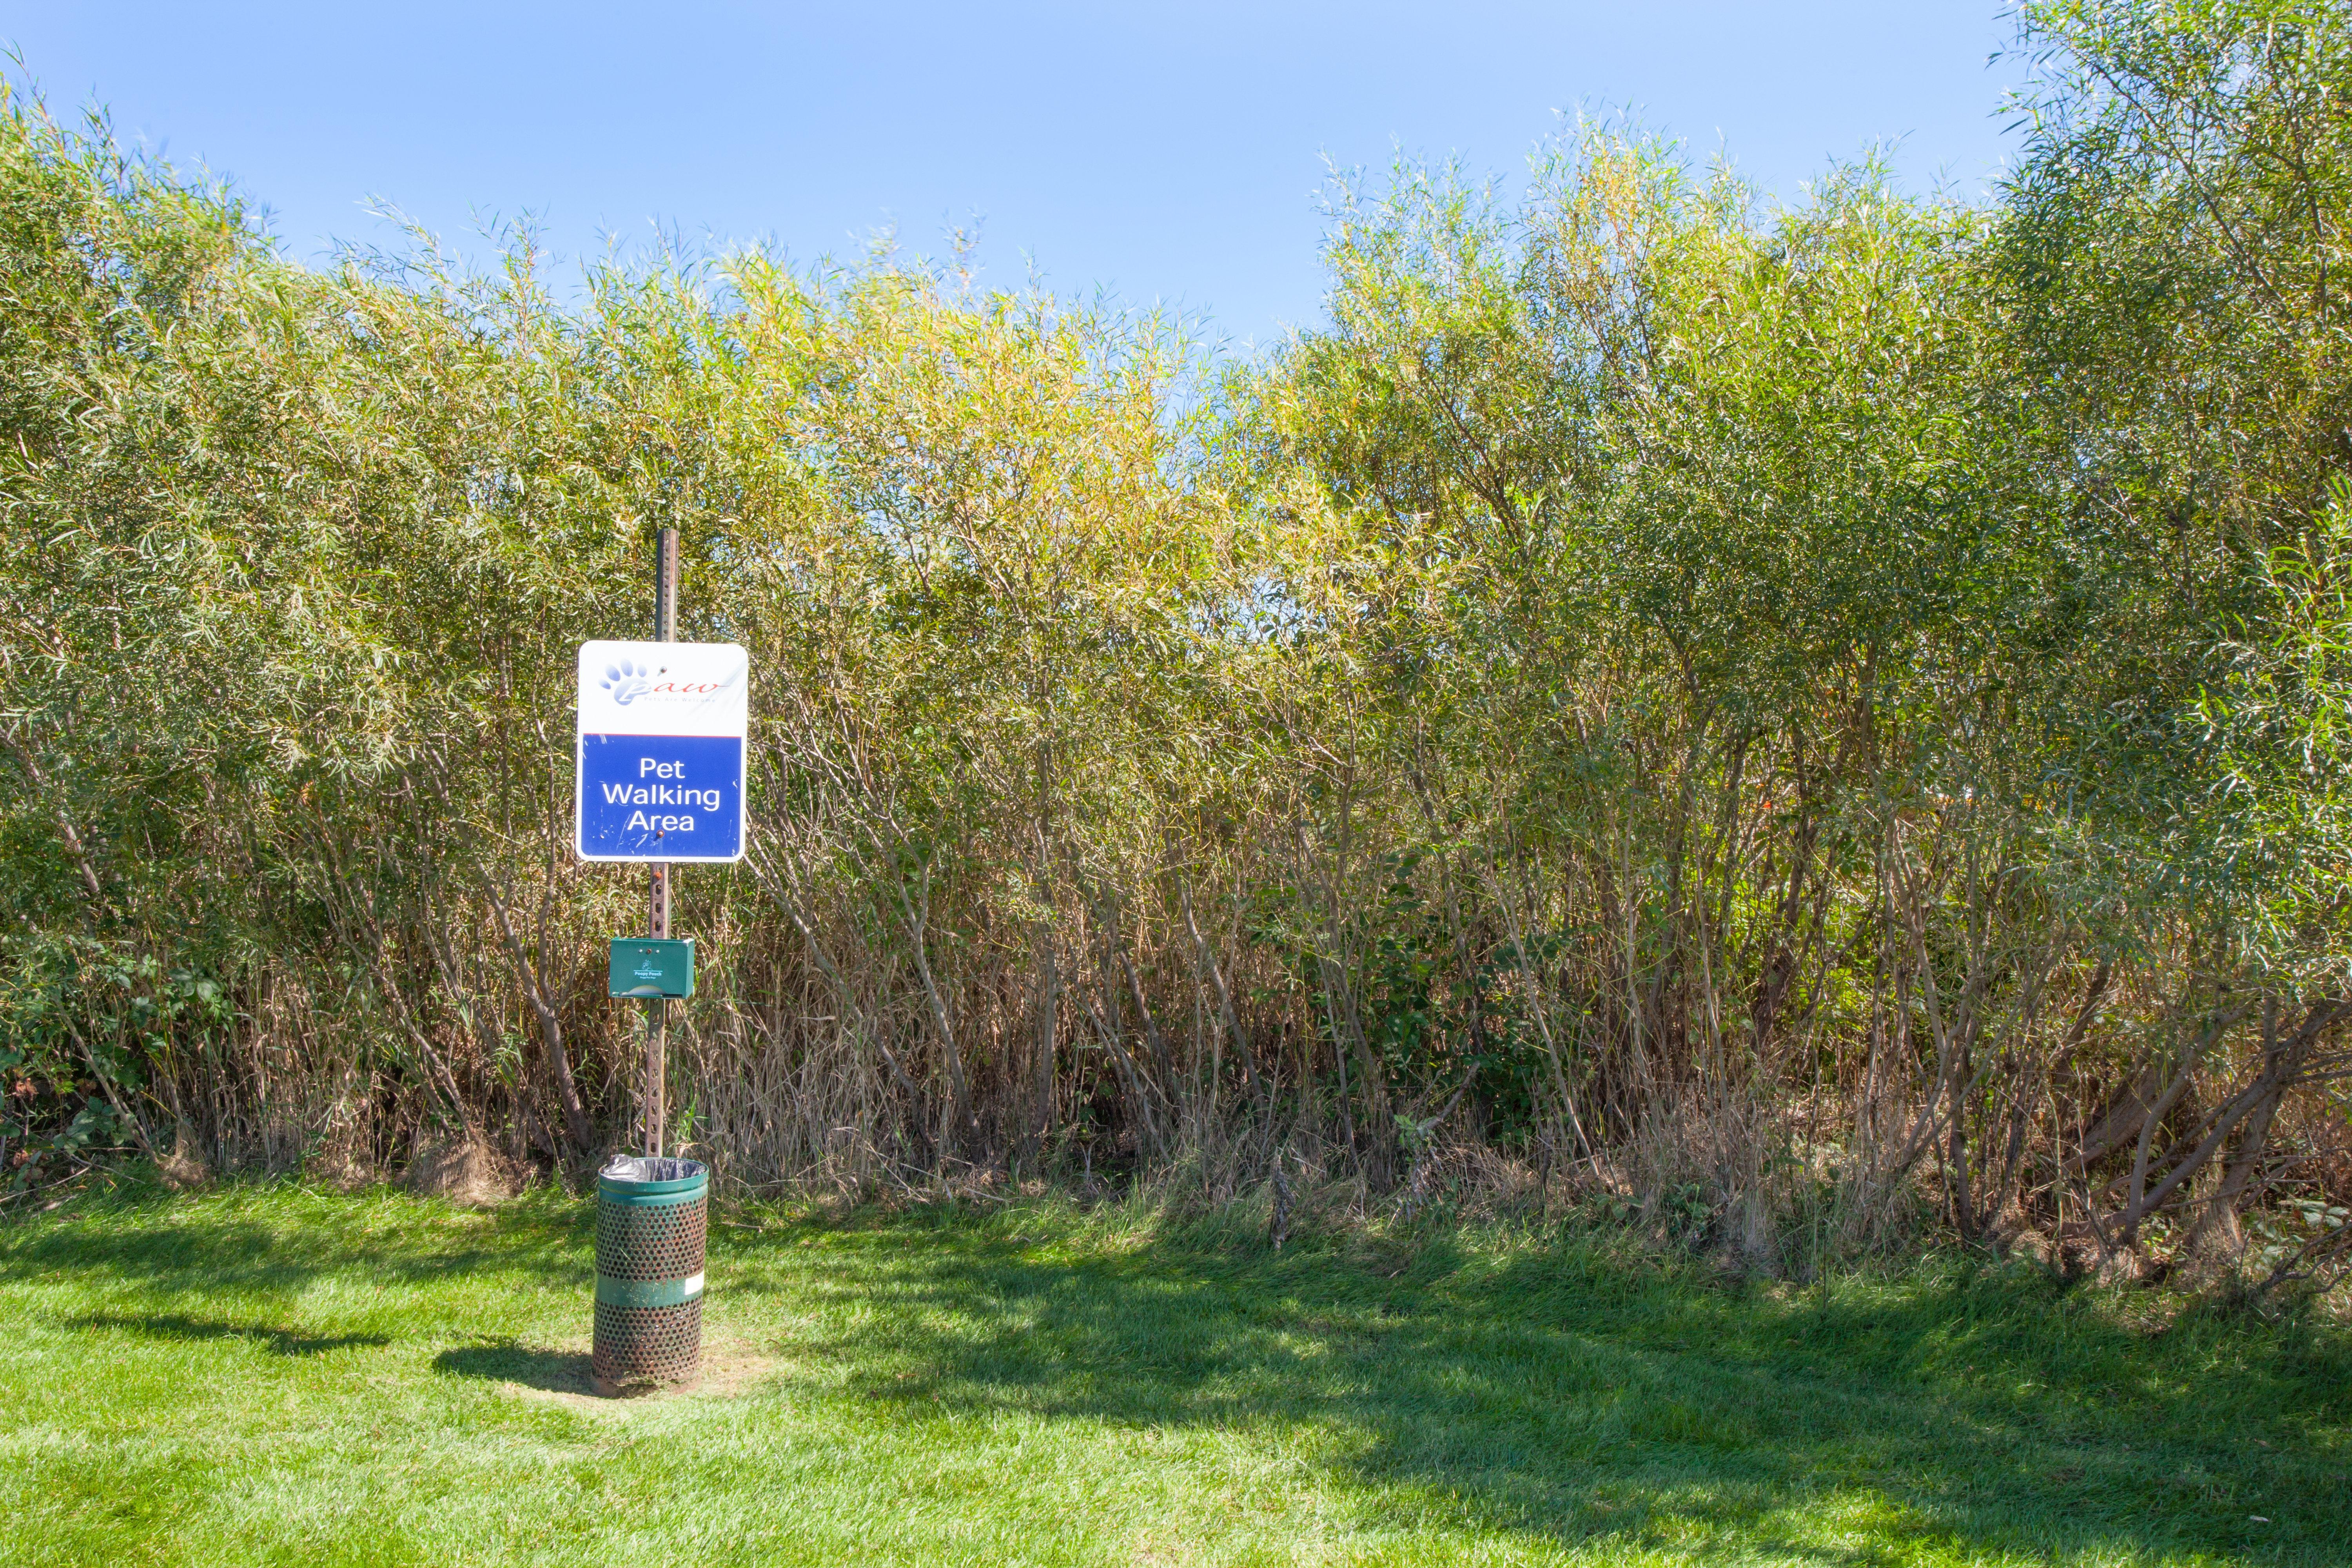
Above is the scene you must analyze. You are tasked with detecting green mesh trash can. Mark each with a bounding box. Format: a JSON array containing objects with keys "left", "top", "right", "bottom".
[{"left": 593, "top": 1156, "right": 707, "bottom": 1394}]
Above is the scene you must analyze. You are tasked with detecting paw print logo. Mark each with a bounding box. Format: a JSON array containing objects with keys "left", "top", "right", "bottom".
[{"left": 601, "top": 659, "right": 658, "bottom": 706}]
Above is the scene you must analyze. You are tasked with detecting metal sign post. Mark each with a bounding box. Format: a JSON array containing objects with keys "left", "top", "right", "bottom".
[
  {"left": 648, "top": 528, "right": 675, "bottom": 1156},
  {"left": 575, "top": 528, "right": 747, "bottom": 1158},
  {"left": 577, "top": 531, "right": 738, "bottom": 1397}
]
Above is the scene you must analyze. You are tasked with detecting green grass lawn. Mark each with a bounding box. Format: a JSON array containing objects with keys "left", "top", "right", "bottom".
[{"left": 1, "top": 1180, "right": 2347, "bottom": 1566}]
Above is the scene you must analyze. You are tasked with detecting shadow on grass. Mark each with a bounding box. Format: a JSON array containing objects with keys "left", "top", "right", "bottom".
[
  {"left": 73, "top": 1312, "right": 390, "bottom": 1356},
  {"left": 0, "top": 1185, "right": 590, "bottom": 1298},
  {"left": 737, "top": 1216, "right": 2352, "bottom": 1567},
  {"left": 433, "top": 1342, "right": 595, "bottom": 1394}
]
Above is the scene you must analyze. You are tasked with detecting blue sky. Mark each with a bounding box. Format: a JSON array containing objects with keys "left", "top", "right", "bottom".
[{"left": 9, "top": 2, "right": 2026, "bottom": 348}]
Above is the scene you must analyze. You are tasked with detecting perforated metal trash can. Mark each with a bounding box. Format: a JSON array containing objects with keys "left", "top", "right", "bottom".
[{"left": 593, "top": 1156, "right": 707, "bottom": 1394}]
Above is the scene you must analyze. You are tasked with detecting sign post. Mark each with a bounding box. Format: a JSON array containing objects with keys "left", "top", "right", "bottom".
[
  {"left": 579, "top": 532, "right": 737, "bottom": 1397},
  {"left": 577, "top": 529, "right": 746, "bottom": 1156},
  {"left": 647, "top": 528, "right": 674, "bottom": 1160}
]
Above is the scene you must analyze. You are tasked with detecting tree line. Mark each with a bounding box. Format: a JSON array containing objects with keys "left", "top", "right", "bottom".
[{"left": 5, "top": 0, "right": 2348, "bottom": 1276}]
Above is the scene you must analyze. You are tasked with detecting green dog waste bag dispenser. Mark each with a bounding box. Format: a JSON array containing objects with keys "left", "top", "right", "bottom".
[
  {"left": 592, "top": 1155, "right": 707, "bottom": 1393},
  {"left": 608, "top": 937, "right": 694, "bottom": 1000}
]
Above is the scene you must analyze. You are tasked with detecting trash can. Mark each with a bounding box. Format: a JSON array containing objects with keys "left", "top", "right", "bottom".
[{"left": 592, "top": 1155, "right": 707, "bottom": 1394}]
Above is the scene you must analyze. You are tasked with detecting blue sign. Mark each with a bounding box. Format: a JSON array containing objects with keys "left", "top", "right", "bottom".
[
  {"left": 578, "top": 734, "right": 743, "bottom": 861},
  {"left": 575, "top": 640, "right": 749, "bottom": 864}
]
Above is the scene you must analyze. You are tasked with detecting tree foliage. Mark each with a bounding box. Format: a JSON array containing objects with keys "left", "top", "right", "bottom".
[{"left": 3, "top": 4, "right": 2347, "bottom": 1274}]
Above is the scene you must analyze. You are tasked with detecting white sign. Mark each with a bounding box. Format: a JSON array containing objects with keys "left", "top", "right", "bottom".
[{"left": 575, "top": 640, "right": 748, "bottom": 863}]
